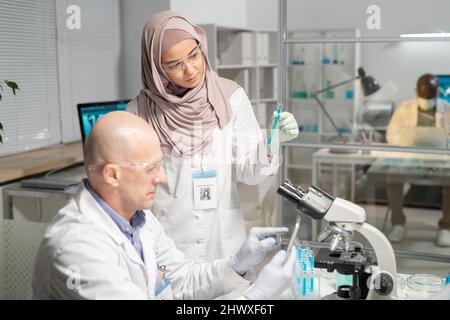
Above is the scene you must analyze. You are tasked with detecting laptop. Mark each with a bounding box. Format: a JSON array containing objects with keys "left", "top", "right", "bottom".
[
  {"left": 20, "top": 178, "right": 80, "bottom": 191},
  {"left": 77, "top": 99, "right": 130, "bottom": 142},
  {"left": 412, "top": 127, "right": 447, "bottom": 148}
]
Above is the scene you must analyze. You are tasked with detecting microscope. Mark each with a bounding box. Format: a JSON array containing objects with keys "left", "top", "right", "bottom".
[{"left": 278, "top": 181, "right": 398, "bottom": 300}]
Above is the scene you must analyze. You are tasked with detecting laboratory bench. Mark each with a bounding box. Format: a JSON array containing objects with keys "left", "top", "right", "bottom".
[
  {"left": 282, "top": 270, "right": 445, "bottom": 300},
  {"left": 222, "top": 270, "right": 444, "bottom": 300},
  {"left": 312, "top": 148, "right": 450, "bottom": 202},
  {"left": 0, "top": 141, "right": 83, "bottom": 184}
]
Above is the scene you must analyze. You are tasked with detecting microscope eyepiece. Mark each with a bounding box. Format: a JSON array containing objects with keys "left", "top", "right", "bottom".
[
  {"left": 277, "top": 181, "right": 305, "bottom": 205},
  {"left": 277, "top": 181, "right": 334, "bottom": 220}
]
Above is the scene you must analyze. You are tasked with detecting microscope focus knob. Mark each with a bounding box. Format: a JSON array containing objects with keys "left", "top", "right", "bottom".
[{"left": 373, "top": 272, "right": 394, "bottom": 296}]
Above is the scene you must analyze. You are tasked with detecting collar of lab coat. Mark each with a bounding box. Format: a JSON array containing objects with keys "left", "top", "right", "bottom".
[{"left": 74, "top": 182, "right": 148, "bottom": 266}]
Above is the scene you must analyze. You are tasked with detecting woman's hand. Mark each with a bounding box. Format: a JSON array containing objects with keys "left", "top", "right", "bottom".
[
  {"left": 267, "top": 111, "right": 299, "bottom": 158},
  {"left": 278, "top": 111, "right": 299, "bottom": 143}
]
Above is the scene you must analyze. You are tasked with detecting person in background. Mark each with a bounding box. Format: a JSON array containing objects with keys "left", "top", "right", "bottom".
[
  {"left": 32, "top": 111, "right": 296, "bottom": 300},
  {"left": 386, "top": 74, "right": 450, "bottom": 246},
  {"left": 127, "top": 11, "right": 299, "bottom": 262}
]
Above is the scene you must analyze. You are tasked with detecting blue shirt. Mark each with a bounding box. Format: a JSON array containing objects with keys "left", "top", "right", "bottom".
[{"left": 84, "top": 180, "right": 146, "bottom": 261}]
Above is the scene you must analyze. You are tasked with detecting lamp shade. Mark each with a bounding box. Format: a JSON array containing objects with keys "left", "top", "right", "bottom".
[{"left": 358, "top": 67, "right": 381, "bottom": 96}]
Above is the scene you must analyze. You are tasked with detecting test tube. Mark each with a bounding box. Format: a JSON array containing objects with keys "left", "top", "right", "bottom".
[
  {"left": 308, "top": 248, "right": 315, "bottom": 293},
  {"left": 267, "top": 104, "right": 283, "bottom": 156},
  {"left": 285, "top": 214, "right": 301, "bottom": 263},
  {"left": 301, "top": 254, "right": 307, "bottom": 296}
]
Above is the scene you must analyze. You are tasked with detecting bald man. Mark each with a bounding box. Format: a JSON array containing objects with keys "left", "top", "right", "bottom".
[{"left": 32, "top": 111, "right": 295, "bottom": 300}]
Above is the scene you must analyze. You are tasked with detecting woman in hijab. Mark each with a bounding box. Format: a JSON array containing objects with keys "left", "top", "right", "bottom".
[{"left": 127, "top": 11, "right": 299, "bottom": 262}]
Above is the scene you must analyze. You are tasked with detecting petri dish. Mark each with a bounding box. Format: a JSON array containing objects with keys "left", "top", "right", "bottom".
[{"left": 405, "top": 274, "right": 444, "bottom": 299}]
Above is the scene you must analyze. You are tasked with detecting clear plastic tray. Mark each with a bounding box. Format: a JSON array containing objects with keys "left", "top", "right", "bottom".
[
  {"left": 405, "top": 274, "right": 444, "bottom": 299},
  {"left": 292, "top": 268, "right": 321, "bottom": 300}
]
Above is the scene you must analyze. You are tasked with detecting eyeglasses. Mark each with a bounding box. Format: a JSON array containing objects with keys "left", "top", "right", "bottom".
[
  {"left": 162, "top": 44, "right": 202, "bottom": 73},
  {"left": 87, "top": 160, "right": 163, "bottom": 178}
]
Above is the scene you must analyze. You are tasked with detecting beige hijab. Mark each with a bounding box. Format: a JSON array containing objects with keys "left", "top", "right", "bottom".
[{"left": 136, "top": 11, "right": 238, "bottom": 157}]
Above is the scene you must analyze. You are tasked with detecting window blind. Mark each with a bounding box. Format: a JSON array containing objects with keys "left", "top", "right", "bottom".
[{"left": 0, "top": 0, "right": 61, "bottom": 156}]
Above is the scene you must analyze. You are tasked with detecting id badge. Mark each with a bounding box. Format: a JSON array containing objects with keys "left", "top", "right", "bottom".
[
  {"left": 192, "top": 170, "right": 217, "bottom": 210},
  {"left": 155, "top": 278, "right": 173, "bottom": 300}
]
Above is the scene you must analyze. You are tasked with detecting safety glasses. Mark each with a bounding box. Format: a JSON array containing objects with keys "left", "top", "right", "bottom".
[
  {"left": 87, "top": 160, "right": 162, "bottom": 177},
  {"left": 162, "top": 44, "right": 202, "bottom": 73}
]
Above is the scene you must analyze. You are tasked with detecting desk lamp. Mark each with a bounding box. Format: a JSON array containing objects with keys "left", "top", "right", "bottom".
[{"left": 311, "top": 67, "right": 381, "bottom": 154}]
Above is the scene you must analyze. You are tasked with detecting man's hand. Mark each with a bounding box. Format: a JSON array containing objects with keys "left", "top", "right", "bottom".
[
  {"left": 245, "top": 248, "right": 296, "bottom": 300},
  {"left": 230, "top": 227, "right": 288, "bottom": 274}
]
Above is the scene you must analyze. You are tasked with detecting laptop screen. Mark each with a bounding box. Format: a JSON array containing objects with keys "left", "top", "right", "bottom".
[
  {"left": 437, "top": 75, "right": 450, "bottom": 103},
  {"left": 77, "top": 100, "right": 130, "bottom": 142}
]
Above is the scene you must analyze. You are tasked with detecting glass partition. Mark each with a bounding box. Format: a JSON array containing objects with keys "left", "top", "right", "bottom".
[
  {"left": 281, "top": 144, "right": 450, "bottom": 276},
  {"left": 286, "top": 0, "right": 450, "bottom": 38},
  {"left": 285, "top": 40, "right": 450, "bottom": 150},
  {"left": 278, "top": 0, "right": 450, "bottom": 282}
]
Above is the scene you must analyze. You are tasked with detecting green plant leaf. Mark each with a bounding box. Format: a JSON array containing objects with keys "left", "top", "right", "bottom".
[
  {"left": 0, "top": 134, "right": 2, "bottom": 144},
  {"left": 0, "top": 93, "right": 2, "bottom": 101},
  {"left": 5, "top": 81, "right": 19, "bottom": 95},
  {"left": 0, "top": 122, "right": 3, "bottom": 131}
]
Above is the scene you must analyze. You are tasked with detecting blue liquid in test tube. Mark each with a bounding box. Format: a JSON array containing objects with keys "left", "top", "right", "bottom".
[{"left": 267, "top": 105, "right": 283, "bottom": 155}]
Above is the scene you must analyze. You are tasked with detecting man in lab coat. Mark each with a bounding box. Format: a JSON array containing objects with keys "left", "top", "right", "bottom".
[
  {"left": 386, "top": 74, "right": 450, "bottom": 247},
  {"left": 32, "top": 111, "right": 295, "bottom": 300}
]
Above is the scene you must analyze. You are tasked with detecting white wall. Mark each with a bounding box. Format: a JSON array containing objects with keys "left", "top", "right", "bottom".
[
  {"left": 113, "top": 0, "right": 450, "bottom": 107},
  {"left": 286, "top": 0, "right": 450, "bottom": 104},
  {"left": 57, "top": 0, "right": 173, "bottom": 142},
  {"left": 56, "top": 0, "right": 122, "bottom": 143},
  {"left": 246, "top": 0, "right": 277, "bottom": 30},
  {"left": 286, "top": 0, "right": 450, "bottom": 36},
  {"left": 119, "top": 0, "right": 250, "bottom": 100},
  {"left": 170, "top": 0, "right": 247, "bottom": 27},
  {"left": 119, "top": 0, "right": 170, "bottom": 100}
]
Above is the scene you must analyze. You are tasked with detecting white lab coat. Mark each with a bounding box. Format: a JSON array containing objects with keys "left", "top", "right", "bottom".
[
  {"left": 32, "top": 183, "right": 243, "bottom": 300},
  {"left": 127, "top": 87, "right": 280, "bottom": 261},
  {"left": 386, "top": 99, "right": 450, "bottom": 146}
]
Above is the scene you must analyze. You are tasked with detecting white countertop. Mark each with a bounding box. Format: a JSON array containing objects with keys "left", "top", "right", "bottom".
[{"left": 221, "top": 270, "right": 432, "bottom": 300}]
